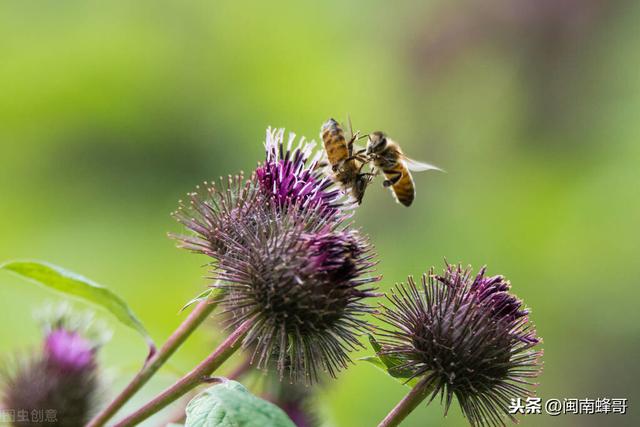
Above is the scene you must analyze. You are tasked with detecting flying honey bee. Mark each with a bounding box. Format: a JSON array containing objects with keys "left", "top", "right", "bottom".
[
  {"left": 320, "top": 118, "right": 374, "bottom": 204},
  {"left": 366, "top": 131, "right": 442, "bottom": 206}
]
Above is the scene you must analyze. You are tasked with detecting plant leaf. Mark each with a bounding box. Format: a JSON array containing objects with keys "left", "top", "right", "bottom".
[
  {"left": 359, "top": 355, "right": 419, "bottom": 388},
  {"left": 1, "top": 260, "right": 155, "bottom": 353},
  {"left": 359, "top": 335, "right": 418, "bottom": 387},
  {"left": 185, "top": 380, "right": 296, "bottom": 427},
  {"left": 359, "top": 355, "right": 387, "bottom": 371},
  {"left": 369, "top": 335, "right": 415, "bottom": 377},
  {"left": 180, "top": 288, "right": 216, "bottom": 313}
]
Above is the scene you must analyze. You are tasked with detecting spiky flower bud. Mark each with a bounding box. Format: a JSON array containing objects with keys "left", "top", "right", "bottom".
[
  {"left": 173, "top": 128, "right": 380, "bottom": 383},
  {"left": 1, "top": 307, "right": 105, "bottom": 427},
  {"left": 376, "top": 264, "right": 542, "bottom": 427},
  {"left": 172, "top": 174, "right": 260, "bottom": 257},
  {"left": 215, "top": 209, "right": 379, "bottom": 382}
]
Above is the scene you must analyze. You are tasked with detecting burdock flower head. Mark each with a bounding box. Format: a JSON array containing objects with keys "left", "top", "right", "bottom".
[
  {"left": 1, "top": 305, "right": 107, "bottom": 427},
  {"left": 376, "top": 264, "right": 542, "bottom": 427},
  {"left": 255, "top": 128, "right": 341, "bottom": 211},
  {"left": 173, "top": 128, "right": 380, "bottom": 383},
  {"left": 172, "top": 128, "right": 346, "bottom": 257},
  {"left": 43, "top": 328, "right": 95, "bottom": 373}
]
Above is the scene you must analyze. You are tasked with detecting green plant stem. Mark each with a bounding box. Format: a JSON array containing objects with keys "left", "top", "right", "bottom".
[
  {"left": 113, "top": 317, "right": 253, "bottom": 427},
  {"left": 87, "top": 296, "right": 220, "bottom": 427},
  {"left": 158, "top": 355, "right": 254, "bottom": 426},
  {"left": 377, "top": 376, "right": 433, "bottom": 427}
]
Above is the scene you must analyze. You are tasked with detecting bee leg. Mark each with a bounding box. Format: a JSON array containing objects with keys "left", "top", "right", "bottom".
[
  {"left": 347, "top": 132, "right": 359, "bottom": 156},
  {"left": 383, "top": 171, "right": 402, "bottom": 187},
  {"left": 359, "top": 172, "right": 376, "bottom": 182},
  {"left": 314, "top": 160, "right": 329, "bottom": 170},
  {"left": 332, "top": 158, "right": 348, "bottom": 172},
  {"left": 342, "top": 155, "right": 362, "bottom": 163},
  {"left": 356, "top": 159, "right": 373, "bottom": 174},
  {"left": 344, "top": 150, "right": 369, "bottom": 164},
  {"left": 353, "top": 149, "right": 368, "bottom": 161},
  {"left": 367, "top": 166, "right": 381, "bottom": 178}
]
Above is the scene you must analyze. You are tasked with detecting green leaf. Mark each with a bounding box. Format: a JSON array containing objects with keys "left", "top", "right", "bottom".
[
  {"left": 369, "top": 333, "right": 383, "bottom": 353},
  {"left": 185, "top": 380, "right": 296, "bottom": 427},
  {"left": 368, "top": 335, "right": 415, "bottom": 377},
  {"left": 359, "top": 335, "right": 418, "bottom": 387},
  {"left": 180, "top": 288, "right": 214, "bottom": 313},
  {"left": 359, "top": 355, "right": 419, "bottom": 388},
  {"left": 1, "top": 260, "right": 155, "bottom": 353},
  {"left": 359, "top": 355, "right": 387, "bottom": 371}
]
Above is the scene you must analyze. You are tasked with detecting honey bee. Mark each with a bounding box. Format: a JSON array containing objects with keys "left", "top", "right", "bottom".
[
  {"left": 320, "top": 118, "right": 374, "bottom": 204},
  {"left": 366, "top": 131, "right": 442, "bottom": 206}
]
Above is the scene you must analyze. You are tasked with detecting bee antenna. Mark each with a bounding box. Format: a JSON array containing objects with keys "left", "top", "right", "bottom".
[{"left": 357, "top": 133, "right": 369, "bottom": 140}]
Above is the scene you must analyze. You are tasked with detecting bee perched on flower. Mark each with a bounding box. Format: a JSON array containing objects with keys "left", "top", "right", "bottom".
[
  {"left": 172, "top": 127, "right": 381, "bottom": 384},
  {"left": 375, "top": 264, "right": 543, "bottom": 427},
  {"left": 1, "top": 305, "right": 108, "bottom": 427}
]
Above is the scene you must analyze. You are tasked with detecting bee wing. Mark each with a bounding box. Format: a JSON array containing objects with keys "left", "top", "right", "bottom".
[
  {"left": 346, "top": 114, "right": 369, "bottom": 154},
  {"left": 401, "top": 155, "right": 444, "bottom": 172}
]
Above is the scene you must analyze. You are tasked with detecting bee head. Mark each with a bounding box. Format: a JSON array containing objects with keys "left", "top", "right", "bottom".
[{"left": 366, "top": 131, "right": 387, "bottom": 155}]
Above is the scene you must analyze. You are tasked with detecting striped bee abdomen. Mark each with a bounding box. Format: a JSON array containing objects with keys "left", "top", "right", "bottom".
[
  {"left": 384, "top": 165, "right": 415, "bottom": 207},
  {"left": 321, "top": 120, "right": 350, "bottom": 167}
]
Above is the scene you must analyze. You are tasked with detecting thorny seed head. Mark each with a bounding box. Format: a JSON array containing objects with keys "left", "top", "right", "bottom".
[
  {"left": 212, "top": 199, "right": 380, "bottom": 383},
  {"left": 172, "top": 128, "right": 380, "bottom": 384},
  {"left": 375, "top": 264, "right": 542, "bottom": 427}
]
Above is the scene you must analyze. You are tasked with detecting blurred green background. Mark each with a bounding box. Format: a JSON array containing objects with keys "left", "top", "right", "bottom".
[{"left": 1, "top": 1, "right": 638, "bottom": 426}]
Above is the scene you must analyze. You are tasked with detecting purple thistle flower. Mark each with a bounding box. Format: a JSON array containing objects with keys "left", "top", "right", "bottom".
[
  {"left": 1, "top": 312, "right": 103, "bottom": 427},
  {"left": 172, "top": 127, "right": 380, "bottom": 383},
  {"left": 375, "top": 264, "right": 542, "bottom": 427},
  {"left": 256, "top": 128, "right": 342, "bottom": 212},
  {"left": 438, "top": 265, "right": 534, "bottom": 335},
  {"left": 171, "top": 128, "right": 348, "bottom": 260},
  {"left": 44, "top": 329, "right": 95, "bottom": 373}
]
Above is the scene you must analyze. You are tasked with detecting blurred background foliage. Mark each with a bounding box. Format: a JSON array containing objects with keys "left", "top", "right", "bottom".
[{"left": 1, "top": 1, "right": 639, "bottom": 426}]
